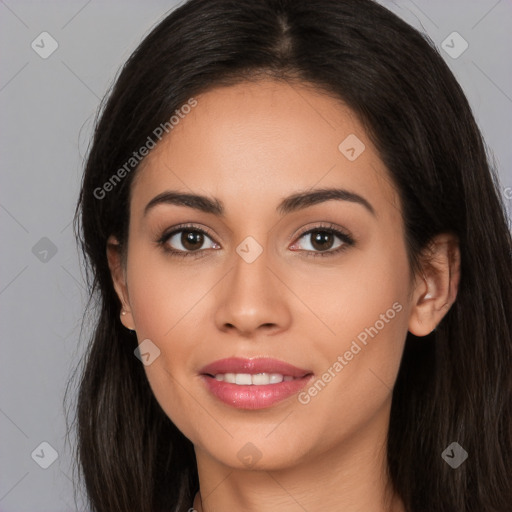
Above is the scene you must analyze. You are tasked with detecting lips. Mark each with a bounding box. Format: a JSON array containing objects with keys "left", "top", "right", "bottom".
[
  {"left": 199, "top": 357, "right": 311, "bottom": 378},
  {"left": 199, "top": 357, "right": 314, "bottom": 410}
]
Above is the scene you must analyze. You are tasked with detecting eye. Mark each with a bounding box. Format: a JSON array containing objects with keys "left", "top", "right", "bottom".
[
  {"left": 290, "top": 224, "right": 355, "bottom": 257},
  {"left": 157, "top": 224, "right": 220, "bottom": 257}
]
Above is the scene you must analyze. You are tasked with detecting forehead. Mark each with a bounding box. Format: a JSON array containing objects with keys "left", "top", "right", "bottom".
[{"left": 130, "top": 79, "right": 400, "bottom": 220}]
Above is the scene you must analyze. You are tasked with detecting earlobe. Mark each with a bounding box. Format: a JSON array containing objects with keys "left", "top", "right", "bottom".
[
  {"left": 106, "top": 235, "right": 136, "bottom": 331},
  {"left": 408, "top": 233, "right": 461, "bottom": 336}
]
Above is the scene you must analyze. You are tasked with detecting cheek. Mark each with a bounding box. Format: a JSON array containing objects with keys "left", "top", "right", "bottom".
[
  {"left": 124, "top": 247, "right": 215, "bottom": 430},
  {"left": 126, "top": 244, "right": 210, "bottom": 340},
  {"left": 301, "top": 235, "right": 410, "bottom": 347},
  {"left": 125, "top": 268, "right": 201, "bottom": 440},
  {"left": 295, "top": 236, "right": 410, "bottom": 412}
]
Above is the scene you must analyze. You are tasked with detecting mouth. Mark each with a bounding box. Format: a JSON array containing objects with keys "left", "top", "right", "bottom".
[{"left": 199, "top": 357, "right": 314, "bottom": 410}]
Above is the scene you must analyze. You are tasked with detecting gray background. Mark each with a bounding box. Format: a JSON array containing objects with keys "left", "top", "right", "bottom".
[{"left": 1, "top": 1, "right": 511, "bottom": 511}]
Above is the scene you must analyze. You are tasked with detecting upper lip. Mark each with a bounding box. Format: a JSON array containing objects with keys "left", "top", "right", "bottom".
[{"left": 199, "top": 357, "right": 312, "bottom": 378}]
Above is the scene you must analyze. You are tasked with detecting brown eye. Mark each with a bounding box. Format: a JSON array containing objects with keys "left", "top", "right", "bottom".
[
  {"left": 289, "top": 225, "right": 355, "bottom": 258},
  {"left": 181, "top": 230, "right": 205, "bottom": 251},
  {"left": 309, "top": 230, "right": 336, "bottom": 251},
  {"left": 160, "top": 226, "right": 219, "bottom": 255}
]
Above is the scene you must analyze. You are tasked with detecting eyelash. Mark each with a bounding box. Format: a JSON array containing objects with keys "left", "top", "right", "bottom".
[{"left": 156, "top": 222, "right": 355, "bottom": 259}]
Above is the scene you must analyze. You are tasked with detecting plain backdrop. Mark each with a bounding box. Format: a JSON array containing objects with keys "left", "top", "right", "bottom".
[{"left": 1, "top": 1, "right": 511, "bottom": 511}]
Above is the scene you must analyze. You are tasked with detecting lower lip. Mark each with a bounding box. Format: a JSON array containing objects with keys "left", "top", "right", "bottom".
[{"left": 201, "top": 374, "right": 313, "bottom": 410}]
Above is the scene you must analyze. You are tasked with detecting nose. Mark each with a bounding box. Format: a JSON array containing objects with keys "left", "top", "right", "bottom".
[{"left": 214, "top": 245, "right": 292, "bottom": 338}]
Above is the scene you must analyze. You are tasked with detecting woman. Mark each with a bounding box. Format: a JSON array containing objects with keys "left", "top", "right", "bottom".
[{"left": 70, "top": 0, "right": 512, "bottom": 510}]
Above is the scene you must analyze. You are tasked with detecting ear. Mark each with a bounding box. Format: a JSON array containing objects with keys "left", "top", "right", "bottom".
[
  {"left": 408, "top": 232, "right": 461, "bottom": 336},
  {"left": 106, "top": 235, "right": 135, "bottom": 331}
]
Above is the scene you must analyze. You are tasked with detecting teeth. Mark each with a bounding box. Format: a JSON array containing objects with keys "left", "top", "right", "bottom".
[
  {"left": 269, "top": 373, "right": 283, "bottom": 384},
  {"left": 251, "top": 373, "right": 269, "bottom": 385},
  {"left": 235, "top": 373, "right": 252, "bottom": 385},
  {"left": 213, "top": 373, "right": 297, "bottom": 385}
]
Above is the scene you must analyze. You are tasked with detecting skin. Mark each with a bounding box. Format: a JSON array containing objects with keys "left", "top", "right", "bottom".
[{"left": 107, "top": 79, "right": 460, "bottom": 512}]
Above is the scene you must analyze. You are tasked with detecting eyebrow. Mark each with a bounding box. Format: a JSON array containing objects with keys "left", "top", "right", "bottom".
[{"left": 144, "top": 187, "right": 376, "bottom": 217}]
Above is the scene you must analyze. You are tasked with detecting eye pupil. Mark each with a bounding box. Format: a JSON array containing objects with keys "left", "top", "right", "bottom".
[
  {"left": 182, "top": 230, "right": 204, "bottom": 251},
  {"left": 311, "top": 231, "right": 334, "bottom": 251}
]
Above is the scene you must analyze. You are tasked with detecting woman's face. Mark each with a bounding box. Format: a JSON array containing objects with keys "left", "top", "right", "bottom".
[{"left": 110, "top": 79, "right": 422, "bottom": 471}]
